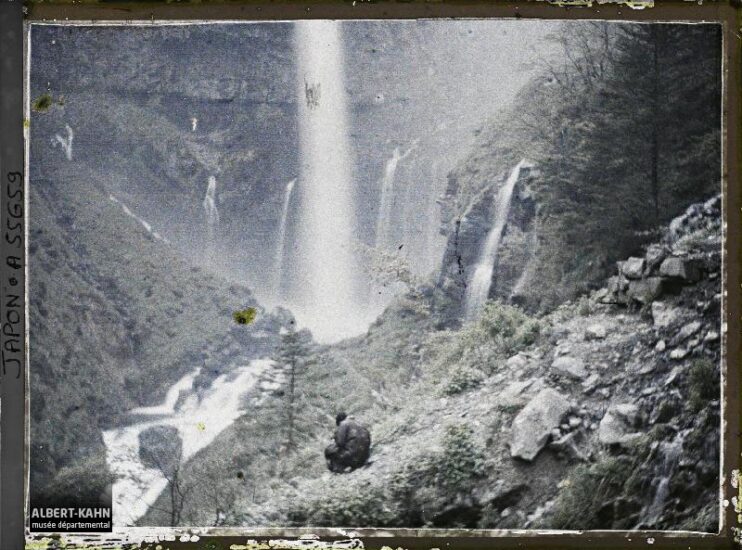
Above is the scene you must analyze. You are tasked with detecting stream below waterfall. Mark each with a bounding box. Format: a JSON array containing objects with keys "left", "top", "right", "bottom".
[{"left": 102, "top": 358, "right": 273, "bottom": 526}]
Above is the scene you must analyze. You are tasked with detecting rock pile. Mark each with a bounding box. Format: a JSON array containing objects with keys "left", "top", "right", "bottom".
[{"left": 599, "top": 194, "right": 720, "bottom": 307}]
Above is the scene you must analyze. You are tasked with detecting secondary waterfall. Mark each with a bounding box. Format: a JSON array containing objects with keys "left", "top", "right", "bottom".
[
  {"left": 375, "top": 145, "right": 415, "bottom": 250},
  {"left": 274, "top": 178, "right": 296, "bottom": 299},
  {"left": 464, "top": 159, "right": 529, "bottom": 320},
  {"left": 203, "top": 176, "right": 219, "bottom": 261},
  {"left": 293, "top": 21, "right": 366, "bottom": 342}
]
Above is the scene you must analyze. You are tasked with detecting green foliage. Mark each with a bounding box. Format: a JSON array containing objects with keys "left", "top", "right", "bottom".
[
  {"left": 688, "top": 357, "right": 718, "bottom": 412},
  {"left": 459, "top": 302, "right": 541, "bottom": 369},
  {"left": 468, "top": 22, "right": 721, "bottom": 310},
  {"left": 442, "top": 365, "right": 484, "bottom": 395},
  {"left": 232, "top": 307, "right": 257, "bottom": 325},
  {"left": 436, "top": 424, "right": 486, "bottom": 491},
  {"left": 40, "top": 451, "right": 115, "bottom": 508},
  {"left": 289, "top": 480, "right": 395, "bottom": 527},
  {"left": 275, "top": 325, "right": 314, "bottom": 451},
  {"left": 550, "top": 456, "right": 633, "bottom": 530},
  {"left": 577, "top": 295, "right": 592, "bottom": 317}
]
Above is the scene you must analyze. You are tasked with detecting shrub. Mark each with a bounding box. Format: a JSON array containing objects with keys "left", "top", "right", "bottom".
[
  {"left": 290, "top": 480, "right": 395, "bottom": 527},
  {"left": 577, "top": 295, "right": 591, "bottom": 316},
  {"left": 442, "top": 366, "right": 484, "bottom": 396},
  {"left": 436, "top": 424, "right": 486, "bottom": 491},
  {"left": 688, "top": 358, "right": 718, "bottom": 412},
  {"left": 388, "top": 454, "right": 440, "bottom": 526},
  {"left": 549, "top": 456, "right": 633, "bottom": 530},
  {"left": 461, "top": 302, "right": 541, "bottom": 363}
]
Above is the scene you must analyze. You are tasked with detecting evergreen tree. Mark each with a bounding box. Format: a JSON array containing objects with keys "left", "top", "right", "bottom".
[
  {"left": 275, "top": 324, "right": 313, "bottom": 452},
  {"left": 505, "top": 21, "right": 721, "bottom": 309}
]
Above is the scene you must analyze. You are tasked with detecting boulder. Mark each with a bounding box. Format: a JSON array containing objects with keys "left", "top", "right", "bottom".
[
  {"left": 627, "top": 277, "right": 663, "bottom": 304},
  {"left": 505, "top": 353, "right": 528, "bottom": 370},
  {"left": 584, "top": 324, "right": 607, "bottom": 341},
  {"left": 659, "top": 257, "right": 702, "bottom": 282},
  {"left": 551, "top": 356, "right": 588, "bottom": 379},
  {"left": 670, "top": 347, "right": 690, "bottom": 360},
  {"left": 645, "top": 244, "right": 668, "bottom": 271},
  {"left": 671, "top": 321, "right": 702, "bottom": 346},
  {"left": 621, "top": 257, "right": 645, "bottom": 279},
  {"left": 510, "top": 388, "right": 572, "bottom": 461},
  {"left": 598, "top": 403, "right": 642, "bottom": 446},
  {"left": 651, "top": 301, "right": 683, "bottom": 329}
]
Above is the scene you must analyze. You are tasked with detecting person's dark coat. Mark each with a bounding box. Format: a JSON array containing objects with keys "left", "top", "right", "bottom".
[{"left": 324, "top": 417, "right": 371, "bottom": 472}]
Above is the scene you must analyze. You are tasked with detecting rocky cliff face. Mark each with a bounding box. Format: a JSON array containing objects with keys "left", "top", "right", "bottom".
[
  {"left": 438, "top": 157, "right": 539, "bottom": 319},
  {"left": 31, "top": 22, "right": 534, "bottom": 300}
]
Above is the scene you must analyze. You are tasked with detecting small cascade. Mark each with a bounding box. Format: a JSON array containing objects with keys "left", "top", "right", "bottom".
[
  {"left": 274, "top": 178, "right": 297, "bottom": 299},
  {"left": 191, "top": 117, "right": 198, "bottom": 132},
  {"left": 464, "top": 159, "right": 529, "bottom": 320},
  {"left": 375, "top": 144, "right": 416, "bottom": 251},
  {"left": 109, "top": 195, "right": 169, "bottom": 244},
  {"left": 51, "top": 124, "right": 74, "bottom": 161},
  {"left": 203, "top": 176, "right": 220, "bottom": 261},
  {"left": 642, "top": 428, "right": 689, "bottom": 527}
]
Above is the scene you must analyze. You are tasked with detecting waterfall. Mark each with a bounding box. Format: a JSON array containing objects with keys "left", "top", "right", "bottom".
[
  {"left": 102, "top": 359, "right": 273, "bottom": 526},
  {"left": 642, "top": 428, "right": 689, "bottom": 527},
  {"left": 375, "top": 145, "right": 415, "bottom": 251},
  {"left": 464, "top": 159, "right": 529, "bottom": 320},
  {"left": 51, "top": 124, "right": 74, "bottom": 161},
  {"left": 274, "top": 178, "right": 296, "bottom": 299},
  {"left": 293, "top": 21, "right": 365, "bottom": 342},
  {"left": 203, "top": 176, "right": 219, "bottom": 261}
]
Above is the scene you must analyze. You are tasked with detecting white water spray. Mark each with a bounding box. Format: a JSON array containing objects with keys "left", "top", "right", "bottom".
[
  {"left": 51, "top": 124, "right": 74, "bottom": 161},
  {"left": 643, "top": 429, "right": 689, "bottom": 527},
  {"left": 109, "top": 195, "right": 169, "bottom": 243},
  {"left": 293, "top": 21, "right": 365, "bottom": 342},
  {"left": 375, "top": 144, "right": 416, "bottom": 251},
  {"left": 102, "top": 359, "right": 273, "bottom": 526},
  {"left": 274, "top": 178, "right": 296, "bottom": 299},
  {"left": 464, "top": 159, "right": 529, "bottom": 320},
  {"left": 203, "top": 176, "right": 219, "bottom": 261}
]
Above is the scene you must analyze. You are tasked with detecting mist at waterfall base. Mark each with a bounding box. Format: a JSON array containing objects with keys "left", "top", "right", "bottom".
[{"left": 177, "top": 20, "right": 548, "bottom": 344}]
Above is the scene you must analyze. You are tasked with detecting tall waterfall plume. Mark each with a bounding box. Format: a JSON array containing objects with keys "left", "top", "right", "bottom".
[
  {"left": 274, "top": 178, "right": 296, "bottom": 300},
  {"left": 464, "top": 159, "right": 529, "bottom": 320},
  {"left": 203, "top": 175, "right": 220, "bottom": 262},
  {"left": 293, "top": 20, "right": 365, "bottom": 342},
  {"left": 375, "top": 144, "right": 415, "bottom": 251}
]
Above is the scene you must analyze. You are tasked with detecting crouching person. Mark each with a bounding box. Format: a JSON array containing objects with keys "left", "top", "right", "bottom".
[{"left": 324, "top": 412, "right": 371, "bottom": 473}]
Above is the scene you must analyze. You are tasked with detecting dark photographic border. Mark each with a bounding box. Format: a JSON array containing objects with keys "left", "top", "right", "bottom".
[{"left": 4, "top": 1, "right": 740, "bottom": 549}]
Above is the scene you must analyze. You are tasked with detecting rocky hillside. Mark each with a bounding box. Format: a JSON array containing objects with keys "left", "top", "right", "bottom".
[
  {"left": 28, "top": 147, "right": 291, "bottom": 508},
  {"left": 149, "top": 195, "right": 720, "bottom": 531}
]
